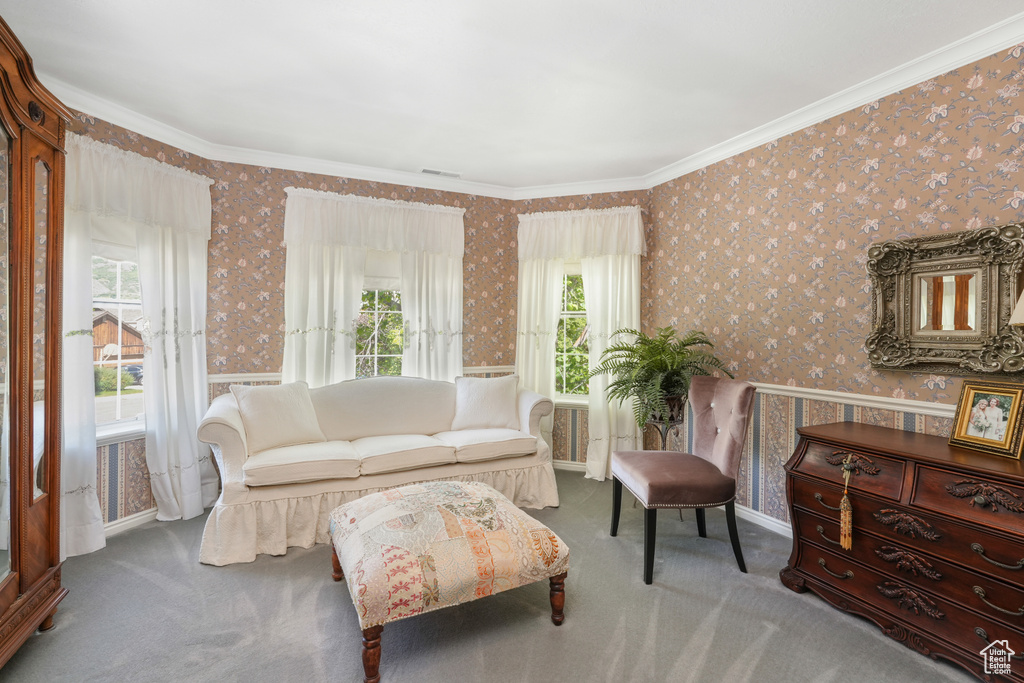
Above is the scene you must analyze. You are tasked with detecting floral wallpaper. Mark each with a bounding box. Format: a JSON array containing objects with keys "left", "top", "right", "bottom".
[{"left": 643, "top": 43, "right": 1024, "bottom": 402}]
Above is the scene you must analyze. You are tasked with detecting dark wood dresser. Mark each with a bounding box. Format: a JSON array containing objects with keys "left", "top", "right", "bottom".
[{"left": 781, "top": 422, "right": 1024, "bottom": 681}]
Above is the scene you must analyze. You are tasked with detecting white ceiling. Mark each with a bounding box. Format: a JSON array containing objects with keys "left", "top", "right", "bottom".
[{"left": 3, "top": 2, "right": 1024, "bottom": 198}]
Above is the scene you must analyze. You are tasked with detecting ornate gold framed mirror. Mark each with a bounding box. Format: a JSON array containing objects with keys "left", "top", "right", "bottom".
[{"left": 866, "top": 223, "right": 1024, "bottom": 375}]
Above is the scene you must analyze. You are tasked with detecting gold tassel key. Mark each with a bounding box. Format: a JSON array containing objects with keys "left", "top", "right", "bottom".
[{"left": 839, "top": 455, "right": 853, "bottom": 550}]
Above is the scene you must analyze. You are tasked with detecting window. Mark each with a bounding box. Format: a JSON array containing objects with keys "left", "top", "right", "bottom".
[
  {"left": 91, "top": 256, "right": 144, "bottom": 425},
  {"left": 556, "top": 272, "right": 589, "bottom": 396},
  {"left": 356, "top": 290, "right": 403, "bottom": 377}
]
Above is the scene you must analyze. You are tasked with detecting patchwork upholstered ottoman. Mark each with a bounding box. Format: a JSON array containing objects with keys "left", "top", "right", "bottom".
[{"left": 328, "top": 480, "right": 569, "bottom": 683}]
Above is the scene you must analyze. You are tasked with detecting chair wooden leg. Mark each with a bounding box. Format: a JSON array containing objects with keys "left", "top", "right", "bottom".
[
  {"left": 610, "top": 477, "right": 622, "bottom": 537},
  {"left": 643, "top": 507, "right": 657, "bottom": 585},
  {"left": 361, "top": 625, "right": 383, "bottom": 683},
  {"left": 695, "top": 508, "right": 707, "bottom": 538},
  {"left": 549, "top": 571, "right": 567, "bottom": 625},
  {"left": 725, "top": 501, "right": 747, "bottom": 573}
]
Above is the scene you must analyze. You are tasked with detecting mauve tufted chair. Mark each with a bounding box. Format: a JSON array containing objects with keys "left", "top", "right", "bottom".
[{"left": 610, "top": 376, "right": 756, "bottom": 584}]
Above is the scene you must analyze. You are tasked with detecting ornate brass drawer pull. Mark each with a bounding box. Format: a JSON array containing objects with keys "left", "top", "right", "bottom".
[
  {"left": 971, "top": 543, "right": 1024, "bottom": 571},
  {"left": 873, "top": 509, "right": 941, "bottom": 541},
  {"left": 814, "top": 493, "right": 841, "bottom": 511},
  {"left": 972, "top": 586, "right": 1024, "bottom": 616},
  {"left": 817, "top": 558, "right": 853, "bottom": 579},
  {"left": 816, "top": 525, "right": 842, "bottom": 547},
  {"left": 946, "top": 480, "right": 1024, "bottom": 514},
  {"left": 976, "top": 627, "right": 1024, "bottom": 660},
  {"left": 825, "top": 450, "right": 880, "bottom": 476}
]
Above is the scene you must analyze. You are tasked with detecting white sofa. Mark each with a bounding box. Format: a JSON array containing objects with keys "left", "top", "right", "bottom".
[{"left": 196, "top": 375, "right": 558, "bottom": 565}]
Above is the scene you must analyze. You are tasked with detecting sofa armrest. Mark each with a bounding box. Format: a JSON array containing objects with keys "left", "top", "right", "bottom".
[
  {"left": 197, "top": 393, "right": 249, "bottom": 494},
  {"left": 517, "top": 389, "right": 553, "bottom": 437}
]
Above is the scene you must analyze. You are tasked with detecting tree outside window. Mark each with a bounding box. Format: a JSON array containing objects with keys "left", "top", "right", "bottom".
[
  {"left": 556, "top": 274, "right": 589, "bottom": 396},
  {"left": 92, "top": 256, "right": 144, "bottom": 424},
  {"left": 356, "top": 290, "right": 403, "bottom": 377}
]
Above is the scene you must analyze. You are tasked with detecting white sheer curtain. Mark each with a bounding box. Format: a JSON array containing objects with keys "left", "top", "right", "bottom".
[
  {"left": 514, "top": 258, "right": 563, "bottom": 449},
  {"left": 60, "top": 215, "right": 106, "bottom": 557},
  {"left": 400, "top": 248, "right": 463, "bottom": 381},
  {"left": 282, "top": 188, "right": 465, "bottom": 385},
  {"left": 65, "top": 133, "right": 218, "bottom": 524},
  {"left": 516, "top": 206, "right": 645, "bottom": 480},
  {"left": 582, "top": 253, "right": 642, "bottom": 479}
]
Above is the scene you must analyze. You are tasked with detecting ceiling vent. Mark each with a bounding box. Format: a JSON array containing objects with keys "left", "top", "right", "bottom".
[{"left": 420, "top": 168, "right": 462, "bottom": 179}]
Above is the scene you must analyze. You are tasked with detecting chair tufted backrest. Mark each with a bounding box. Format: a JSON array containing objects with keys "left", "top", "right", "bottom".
[{"left": 688, "top": 376, "right": 756, "bottom": 479}]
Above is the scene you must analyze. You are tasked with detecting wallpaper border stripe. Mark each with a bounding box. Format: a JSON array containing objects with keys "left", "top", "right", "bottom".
[{"left": 43, "top": 11, "right": 1024, "bottom": 201}]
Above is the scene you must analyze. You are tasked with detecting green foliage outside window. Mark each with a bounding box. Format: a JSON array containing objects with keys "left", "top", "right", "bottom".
[
  {"left": 556, "top": 274, "right": 589, "bottom": 396},
  {"left": 94, "top": 366, "right": 133, "bottom": 394},
  {"left": 356, "top": 290, "right": 403, "bottom": 377}
]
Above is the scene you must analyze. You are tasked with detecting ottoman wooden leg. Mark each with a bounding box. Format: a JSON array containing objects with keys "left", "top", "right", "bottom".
[
  {"left": 549, "top": 571, "right": 567, "bottom": 626},
  {"left": 331, "top": 545, "right": 344, "bottom": 582},
  {"left": 361, "top": 625, "right": 383, "bottom": 683}
]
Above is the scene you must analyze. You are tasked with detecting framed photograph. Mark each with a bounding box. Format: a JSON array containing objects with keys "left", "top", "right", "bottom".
[{"left": 949, "top": 380, "right": 1024, "bottom": 459}]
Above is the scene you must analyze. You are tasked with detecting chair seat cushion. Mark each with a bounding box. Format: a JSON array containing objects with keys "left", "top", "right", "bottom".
[
  {"left": 433, "top": 429, "right": 537, "bottom": 463},
  {"left": 611, "top": 450, "right": 736, "bottom": 508}
]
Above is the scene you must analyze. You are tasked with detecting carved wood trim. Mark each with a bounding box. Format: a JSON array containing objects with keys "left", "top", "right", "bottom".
[
  {"left": 877, "top": 581, "right": 946, "bottom": 619},
  {"left": 825, "top": 450, "right": 881, "bottom": 476},
  {"left": 873, "top": 509, "right": 942, "bottom": 541},
  {"left": 945, "top": 479, "right": 1024, "bottom": 514},
  {"left": 874, "top": 545, "right": 943, "bottom": 581}
]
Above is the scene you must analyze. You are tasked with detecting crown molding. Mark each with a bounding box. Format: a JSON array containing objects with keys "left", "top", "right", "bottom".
[
  {"left": 641, "top": 12, "right": 1024, "bottom": 188},
  {"left": 44, "top": 75, "right": 520, "bottom": 200},
  {"left": 41, "top": 12, "right": 1024, "bottom": 201}
]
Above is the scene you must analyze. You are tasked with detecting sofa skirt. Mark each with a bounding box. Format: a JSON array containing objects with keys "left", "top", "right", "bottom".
[{"left": 199, "top": 460, "right": 560, "bottom": 566}]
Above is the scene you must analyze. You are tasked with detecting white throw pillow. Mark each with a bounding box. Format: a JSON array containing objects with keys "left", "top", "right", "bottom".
[
  {"left": 450, "top": 375, "right": 520, "bottom": 431},
  {"left": 230, "top": 381, "right": 326, "bottom": 455}
]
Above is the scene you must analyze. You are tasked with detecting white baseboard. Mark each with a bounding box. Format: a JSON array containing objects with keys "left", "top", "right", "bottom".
[
  {"left": 735, "top": 504, "right": 792, "bottom": 539},
  {"left": 552, "top": 460, "right": 587, "bottom": 472},
  {"left": 104, "top": 508, "right": 158, "bottom": 537}
]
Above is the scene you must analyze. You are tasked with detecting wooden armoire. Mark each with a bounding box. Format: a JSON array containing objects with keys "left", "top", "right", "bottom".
[{"left": 0, "top": 16, "right": 70, "bottom": 667}]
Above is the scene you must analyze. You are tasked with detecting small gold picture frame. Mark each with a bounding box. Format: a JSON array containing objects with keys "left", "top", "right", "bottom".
[{"left": 949, "top": 380, "right": 1024, "bottom": 459}]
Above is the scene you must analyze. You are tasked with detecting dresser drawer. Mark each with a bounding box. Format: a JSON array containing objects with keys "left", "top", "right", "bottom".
[
  {"left": 798, "top": 507, "right": 1024, "bottom": 630},
  {"left": 795, "top": 544, "right": 1024, "bottom": 654},
  {"left": 912, "top": 465, "right": 1024, "bottom": 538},
  {"left": 795, "top": 476, "right": 1024, "bottom": 586},
  {"left": 792, "top": 441, "right": 905, "bottom": 501}
]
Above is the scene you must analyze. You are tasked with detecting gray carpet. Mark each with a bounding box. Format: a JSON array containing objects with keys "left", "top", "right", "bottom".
[{"left": 5, "top": 470, "right": 972, "bottom": 682}]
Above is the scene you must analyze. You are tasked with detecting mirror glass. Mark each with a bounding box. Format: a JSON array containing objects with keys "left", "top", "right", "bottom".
[
  {"left": 916, "top": 272, "right": 977, "bottom": 333},
  {"left": 0, "top": 125, "right": 9, "bottom": 580},
  {"left": 31, "top": 159, "right": 47, "bottom": 500}
]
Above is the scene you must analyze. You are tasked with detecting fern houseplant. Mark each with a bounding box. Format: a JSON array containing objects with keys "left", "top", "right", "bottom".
[{"left": 588, "top": 326, "right": 733, "bottom": 449}]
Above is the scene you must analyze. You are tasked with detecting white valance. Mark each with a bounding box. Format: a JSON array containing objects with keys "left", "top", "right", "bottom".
[
  {"left": 65, "top": 134, "right": 214, "bottom": 256},
  {"left": 517, "top": 205, "right": 645, "bottom": 261},
  {"left": 283, "top": 187, "right": 465, "bottom": 256}
]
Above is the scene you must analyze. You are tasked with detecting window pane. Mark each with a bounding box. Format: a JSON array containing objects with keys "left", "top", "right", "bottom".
[
  {"left": 378, "top": 312, "right": 404, "bottom": 355},
  {"left": 563, "top": 354, "right": 590, "bottom": 395},
  {"left": 357, "top": 290, "right": 403, "bottom": 377},
  {"left": 564, "top": 275, "right": 585, "bottom": 312},
  {"left": 92, "top": 256, "right": 144, "bottom": 426},
  {"left": 563, "top": 317, "right": 588, "bottom": 354},
  {"left": 377, "top": 355, "right": 402, "bottom": 377}
]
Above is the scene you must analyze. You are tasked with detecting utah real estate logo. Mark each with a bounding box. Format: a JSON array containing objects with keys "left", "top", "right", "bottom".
[{"left": 981, "top": 639, "right": 1015, "bottom": 676}]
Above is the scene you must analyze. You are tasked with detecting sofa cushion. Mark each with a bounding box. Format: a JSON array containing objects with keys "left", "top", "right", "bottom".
[
  {"left": 433, "top": 429, "right": 538, "bottom": 463},
  {"left": 352, "top": 434, "right": 457, "bottom": 475},
  {"left": 310, "top": 376, "right": 456, "bottom": 441},
  {"left": 241, "top": 441, "right": 360, "bottom": 487},
  {"left": 230, "top": 381, "right": 326, "bottom": 455},
  {"left": 450, "top": 375, "right": 520, "bottom": 431}
]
